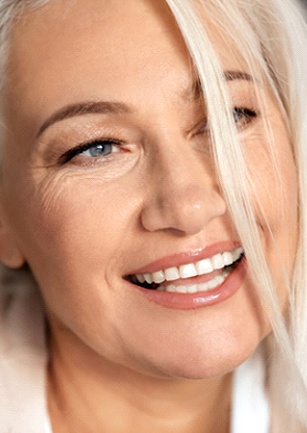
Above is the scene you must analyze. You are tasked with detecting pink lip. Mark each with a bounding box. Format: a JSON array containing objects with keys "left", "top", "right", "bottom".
[
  {"left": 130, "top": 241, "right": 241, "bottom": 274},
  {"left": 130, "top": 258, "right": 247, "bottom": 310}
]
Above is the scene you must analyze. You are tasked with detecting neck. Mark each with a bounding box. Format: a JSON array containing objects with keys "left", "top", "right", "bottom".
[{"left": 47, "top": 322, "right": 232, "bottom": 433}]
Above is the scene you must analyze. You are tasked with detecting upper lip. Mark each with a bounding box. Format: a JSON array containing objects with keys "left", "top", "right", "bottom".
[{"left": 128, "top": 241, "right": 242, "bottom": 275}]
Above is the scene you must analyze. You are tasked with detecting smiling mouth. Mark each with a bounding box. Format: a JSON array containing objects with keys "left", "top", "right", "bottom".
[{"left": 127, "top": 247, "right": 244, "bottom": 293}]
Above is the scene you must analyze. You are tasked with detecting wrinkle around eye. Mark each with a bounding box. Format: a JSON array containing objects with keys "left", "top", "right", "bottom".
[
  {"left": 35, "top": 171, "right": 73, "bottom": 221},
  {"left": 31, "top": 148, "right": 140, "bottom": 196},
  {"left": 33, "top": 170, "right": 109, "bottom": 224}
]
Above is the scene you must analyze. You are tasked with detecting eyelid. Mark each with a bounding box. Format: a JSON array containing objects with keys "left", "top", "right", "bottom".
[
  {"left": 233, "top": 107, "right": 259, "bottom": 132},
  {"left": 59, "top": 138, "right": 123, "bottom": 165},
  {"left": 192, "top": 106, "right": 258, "bottom": 137}
]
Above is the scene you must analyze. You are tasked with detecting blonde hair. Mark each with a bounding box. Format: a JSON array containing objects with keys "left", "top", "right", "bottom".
[
  {"left": 164, "top": 0, "right": 307, "bottom": 431},
  {"left": 1, "top": 0, "right": 307, "bottom": 431}
]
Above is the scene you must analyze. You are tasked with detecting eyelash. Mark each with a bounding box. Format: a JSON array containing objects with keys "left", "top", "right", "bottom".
[
  {"left": 195, "top": 107, "right": 258, "bottom": 136},
  {"left": 59, "top": 139, "right": 122, "bottom": 164},
  {"left": 233, "top": 107, "right": 258, "bottom": 128},
  {"left": 59, "top": 107, "right": 258, "bottom": 164}
]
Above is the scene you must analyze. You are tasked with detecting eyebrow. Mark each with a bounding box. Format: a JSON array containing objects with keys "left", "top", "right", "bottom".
[
  {"left": 184, "top": 70, "right": 253, "bottom": 100},
  {"left": 224, "top": 70, "right": 253, "bottom": 82},
  {"left": 37, "top": 69, "right": 253, "bottom": 137},
  {"left": 37, "top": 100, "right": 132, "bottom": 137}
]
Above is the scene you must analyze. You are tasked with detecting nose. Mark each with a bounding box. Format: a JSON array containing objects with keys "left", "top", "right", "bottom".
[{"left": 140, "top": 145, "right": 227, "bottom": 235}]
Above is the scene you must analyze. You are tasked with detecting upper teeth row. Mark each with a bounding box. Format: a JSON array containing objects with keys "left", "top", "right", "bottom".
[{"left": 134, "top": 247, "right": 243, "bottom": 285}]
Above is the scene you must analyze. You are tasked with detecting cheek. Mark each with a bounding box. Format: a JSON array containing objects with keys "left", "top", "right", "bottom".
[
  {"left": 245, "top": 125, "right": 298, "bottom": 231},
  {"left": 3, "top": 167, "right": 141, "bottom": 281},
  {"left": 246, "top": 132, "right": 298, "bottom": 307},
  {"left": 2, "top": 170, "right": 144, "bottom": 354}
]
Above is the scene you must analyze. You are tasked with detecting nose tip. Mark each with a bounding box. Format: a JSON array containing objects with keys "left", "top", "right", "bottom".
[{"left": 140, "top": 182, "right": 227, "bottom": 235}]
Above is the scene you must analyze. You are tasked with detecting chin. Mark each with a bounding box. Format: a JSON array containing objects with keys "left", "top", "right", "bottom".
[{"left": 139, "top": 335, "right": 265, "bottom": 381}]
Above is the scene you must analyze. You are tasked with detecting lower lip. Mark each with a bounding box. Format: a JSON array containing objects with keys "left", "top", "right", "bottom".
[{"left": 131, "top": 259, "right": 247, "bottom": 310}]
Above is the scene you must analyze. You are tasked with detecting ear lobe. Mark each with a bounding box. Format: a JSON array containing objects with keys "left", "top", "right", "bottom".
[
  {"left": 0, "top": 211, "right": 25, "bottom": 269},
  {"left": 0, "top": 231, "right": 25, "bottom": 268}
]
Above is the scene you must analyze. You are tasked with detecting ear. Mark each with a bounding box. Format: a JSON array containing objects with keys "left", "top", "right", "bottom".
[
  {"left": 0, "top": 209, "right": 25, "bottom": 269},
  {"left": 0, "top": 233, "right": 25, "bottom": 268}
]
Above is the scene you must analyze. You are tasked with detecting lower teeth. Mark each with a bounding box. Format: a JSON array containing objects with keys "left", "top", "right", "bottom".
[{"left": 157, "top": 269, "right": 231, "bottom": 294}]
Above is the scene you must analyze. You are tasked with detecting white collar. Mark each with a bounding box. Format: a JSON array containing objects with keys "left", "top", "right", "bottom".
[{"left": 231, "top": 346, "right": 270, "bottom": 433}]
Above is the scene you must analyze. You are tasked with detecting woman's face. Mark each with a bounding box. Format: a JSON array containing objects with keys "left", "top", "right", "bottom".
[{"left": 0, "top": 0, "right": 297, "bottom": 378}]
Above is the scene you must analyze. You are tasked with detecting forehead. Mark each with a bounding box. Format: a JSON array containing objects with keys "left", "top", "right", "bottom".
[
  {"left": 8, "top": 0, "right": 189, "bottom": 88},
  {"left": 5, "top": 0, "right": 247, "bottom": 133}
]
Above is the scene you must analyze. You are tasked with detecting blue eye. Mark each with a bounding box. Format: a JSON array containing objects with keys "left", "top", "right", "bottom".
[
  {"left": 80, "top": 142, "right": 113, "bottom": 158},
  {"left": 233, "top": 107, "right": 257, "bottom": 128},
  {"left": 60, "top": 139, "right": 120, "bottom": 164}
]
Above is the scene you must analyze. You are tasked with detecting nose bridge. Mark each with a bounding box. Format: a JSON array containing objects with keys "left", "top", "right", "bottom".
[{"left": 140, "top": 143, "right": 227, "bottom": 234}]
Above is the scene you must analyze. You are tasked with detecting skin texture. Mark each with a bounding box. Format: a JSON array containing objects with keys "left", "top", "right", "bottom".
[{"left": 0, "top": 0, "right": 298, "bottom": 431}]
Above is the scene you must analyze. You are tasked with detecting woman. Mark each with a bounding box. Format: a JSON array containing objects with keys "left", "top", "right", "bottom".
[{"left": 0, "top": 0, "right": 306, "bottom": 432}]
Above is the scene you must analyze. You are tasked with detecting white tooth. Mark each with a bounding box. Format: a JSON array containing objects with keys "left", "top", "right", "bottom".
[
  {"left": 198, "top": 275, "right": 225, "bottom": 292},
  {"left": 198, "top": 281, "right": 212, "bottom": 292},
  {"left": 179, "top": 263, "right": 198, "bottom": 279},
  {"left": 232, "top": 250, "right": 239, "bottom": 261},
  {"left": 196, "top": 258, "right": 213, "bottom": 275},
  {"left": 208, "top": 278, "right": 219, "bottom": 289},
  {"left": 215, "top": 275, "right": 225, "bottom": 285},
  {"left": 136, "top": 274, "right": 146, "bottom": 284},
  {"left": 166, "top": 285, "right": 176, "bottom": 293},
  {"left": 212, "top": 253, "right": 224, "bottom": 270},
  {"left": 144, "top": 273, "right": 153, "bottom": 284},
  {"left": 176, "top": 285, "right": 188, "bottom": 293},
  {"left": 222, "top": 252, "right": 234, "bottom": 267},
  {"left": 187, "top": 285, "right": 198, "bottom": 293},
  {"left": 152, "top": 270, "right": 165, "bottom": 284},
  {"left": 164, "top": 267, "right": 180, "bottom": 281},
  {"left": 233, "top": 247, "right": 244, "bottom": 261}
]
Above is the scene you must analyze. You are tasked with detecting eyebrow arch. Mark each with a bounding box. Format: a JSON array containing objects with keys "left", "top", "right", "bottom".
[
  {"left": 37, "top": 100, "right": 132, "bottom": 138},
  {"left": 184, "top": 69, "right": 254, "bottom": 100},
  {"left": 224, "top": 70, "right": 253, "bottom": 82}
]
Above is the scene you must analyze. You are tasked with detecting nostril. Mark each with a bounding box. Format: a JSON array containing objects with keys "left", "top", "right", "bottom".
[{"left": 141, "top": 198, "right": 210, "bottom": 234}]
